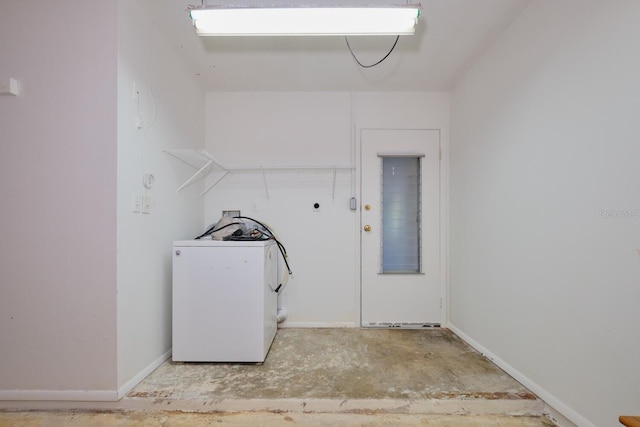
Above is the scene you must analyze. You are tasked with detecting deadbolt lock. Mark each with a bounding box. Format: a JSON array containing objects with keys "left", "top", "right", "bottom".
[
  {"left": 364, "top": 204, "right": 371, "bottom": 211},
  {"left": 363, "top": 225, "right": 372, "bottom": 232}
]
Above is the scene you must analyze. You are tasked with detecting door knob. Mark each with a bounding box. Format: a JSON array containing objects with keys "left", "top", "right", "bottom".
[{"left": 363, "top": 225, "right": 371, "bottom": 232}]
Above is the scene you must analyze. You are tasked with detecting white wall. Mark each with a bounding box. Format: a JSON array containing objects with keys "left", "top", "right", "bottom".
[
  {"left": 205, "top": 92, "right": 449, "bottom": 326},
  {"left": 0, "top": 1, "right": 118, "bottom": 398},
  {"left": 449, "top": 1, "right": 640, "bottom": 426},
  {"left": 117, "top": 1, "right": 205, "bottom": 393},
  {"left": 0, "top": 0, "right": 204, "bottom": 400}
]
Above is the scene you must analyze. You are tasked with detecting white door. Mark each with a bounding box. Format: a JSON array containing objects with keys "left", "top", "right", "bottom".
[{"left": 360, "top": 129, "right": 441, "bottom": 327}]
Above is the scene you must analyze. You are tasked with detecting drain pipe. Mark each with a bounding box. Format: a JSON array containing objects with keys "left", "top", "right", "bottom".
[
  {"left": 276, "top": 263, "right": 289, "bottom": 324},
  {"left": 276, "top": 308, "right": 287, "bottom": 323}
]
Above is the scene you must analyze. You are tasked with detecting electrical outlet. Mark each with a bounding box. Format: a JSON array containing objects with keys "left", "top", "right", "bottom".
[
  {"left": 131, "top": 194, "right": 141, "bottom": 213},
  {"left": 142, "top": 196, "right": 152, "bottom": 214}
]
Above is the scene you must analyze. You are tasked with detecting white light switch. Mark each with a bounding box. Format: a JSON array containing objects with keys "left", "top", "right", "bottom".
[{"left": 131, "top": 194, "right": 141, "bottom": 213}]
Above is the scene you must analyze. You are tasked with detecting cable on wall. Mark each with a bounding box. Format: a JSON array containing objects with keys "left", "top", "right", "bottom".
[
  {"left": 139, "top": 20, "right": 159, "bottom": 200},
  {"left": 345, "top": 35, "right": 400, "bottom": 68}
]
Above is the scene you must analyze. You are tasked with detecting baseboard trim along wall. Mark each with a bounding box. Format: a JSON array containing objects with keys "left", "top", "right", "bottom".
[
  {"left": 278, "top": 322, "right": 357, "bottom": 328},
  {"left": 118, "top": 349, "right": 172, "bottom": 399},
  {"left": 447, "top": 324, "right": 591, "bottom": 427},
  {"left": 0, "top": 350, "right": 172, "bottom": 403},
  {"left": 0, "top": 389, "right": 119, "bottom": 402}
]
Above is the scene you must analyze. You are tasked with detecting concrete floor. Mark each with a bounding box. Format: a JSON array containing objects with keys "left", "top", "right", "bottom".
[
  {"left": 131, "top": 328, "right": 535, "bottom": 400},
  {"left": 125, "top": 328, "right": 547, "bottom": 417},
  {"left": 0, "top": 411, "right": 555, "bottom": 426},
  {"left": 0, "top": 328, "right": 554, "bottom": 426}
]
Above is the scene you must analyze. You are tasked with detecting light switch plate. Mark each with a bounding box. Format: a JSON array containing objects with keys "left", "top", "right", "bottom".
[{"left": 131, "top": 194, "right": 141, "bottom": 213}]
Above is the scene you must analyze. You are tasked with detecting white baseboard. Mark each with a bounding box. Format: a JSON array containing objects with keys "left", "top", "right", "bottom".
[
  {"left": 0, "top": 349, "right": 172, "bottom": 403},
  {"left": 544, "top": 404, "right": 582, "bottom": 427},
  {"left": 447, "top": 323, "right": 593, "bottom": 427},
  {"left": 278, "top": 322, "right": 357, "bottom": 328},
  {"left": 117, "top": 348, "right": 172, "bottom": 399},
  {"left": 0, "top": 389, "right": 118, "bottom": 402}
]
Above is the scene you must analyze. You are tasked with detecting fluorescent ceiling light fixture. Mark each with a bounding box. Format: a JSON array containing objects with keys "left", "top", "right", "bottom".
[{"left": 188, "top": 4, "right": 421, "bottom": 36}]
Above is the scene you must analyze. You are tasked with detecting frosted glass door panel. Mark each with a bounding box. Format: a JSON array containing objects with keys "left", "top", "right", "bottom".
[{"left": 381, "top": 156, "right": 421, "bottom": 273}]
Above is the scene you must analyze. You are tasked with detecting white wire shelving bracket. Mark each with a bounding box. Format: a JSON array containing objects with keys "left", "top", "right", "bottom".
[{"left": 164, "top": 148, "right": 354, "bottom": 199}]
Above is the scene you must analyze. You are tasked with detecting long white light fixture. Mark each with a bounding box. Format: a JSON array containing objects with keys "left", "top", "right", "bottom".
[{"left": 188, "top": 4, "right": 421, "bottom": 36}]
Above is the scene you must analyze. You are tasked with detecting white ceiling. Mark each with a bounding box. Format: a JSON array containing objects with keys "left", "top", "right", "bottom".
[{"left": 139, "top": 0, "right": 530, "bottom": 92}]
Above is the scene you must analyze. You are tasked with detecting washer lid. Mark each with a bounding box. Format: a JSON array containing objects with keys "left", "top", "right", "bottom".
[{"left": 173, "top": 239, "right": 274, "bottom": 248}]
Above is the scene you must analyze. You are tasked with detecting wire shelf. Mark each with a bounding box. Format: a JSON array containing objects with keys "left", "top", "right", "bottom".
[{"left": 165, "top": 148, "right": 354, "bottom": 198}]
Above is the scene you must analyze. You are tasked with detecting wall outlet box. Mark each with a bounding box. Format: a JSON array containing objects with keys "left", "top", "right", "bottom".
[
  {"left": 0, "top": 78, "right": 19, "bottom": 96},
  {"left": 142, "top": 196, "right": 152, "bottom": 214}
]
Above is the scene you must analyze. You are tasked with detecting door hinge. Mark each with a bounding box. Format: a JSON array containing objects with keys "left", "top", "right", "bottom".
[
  {"left": 440, "top": 298, "right": 442, "bottom": 308},
  {"left": 439, "top": 148, "right": 442, "bottom": 160}
]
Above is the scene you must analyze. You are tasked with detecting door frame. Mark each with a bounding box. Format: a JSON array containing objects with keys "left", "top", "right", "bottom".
[{"left": 355, "top": 127, "right": 449, "bottom": 328}]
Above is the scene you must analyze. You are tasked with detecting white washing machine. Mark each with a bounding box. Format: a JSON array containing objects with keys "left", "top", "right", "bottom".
[{"left": 172, "top": 239, "right": 278, "bottom": 362}]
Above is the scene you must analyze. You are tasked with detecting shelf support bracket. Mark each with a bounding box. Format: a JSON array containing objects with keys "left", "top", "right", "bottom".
[{"left": 199, "top": 171, "right": 230, "bottom": 197}]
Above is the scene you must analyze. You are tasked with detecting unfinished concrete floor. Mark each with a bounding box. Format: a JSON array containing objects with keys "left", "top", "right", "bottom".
[
  {"left": 0, "top": 411, "right": 554, "bottom": 426},
  {"left": 125, "top": 328, "right": 545, "bottom": 416},
  {"left": 0, "top": 328, "right": 553, "bottom": 426},
  {"left": 132, "top": 328, "right": 533, "bottom": 400}
]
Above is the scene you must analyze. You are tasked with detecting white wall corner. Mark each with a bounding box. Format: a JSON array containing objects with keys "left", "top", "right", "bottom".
[{"left": 118, "top": 349, "right": 171, "bottom": 399}]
